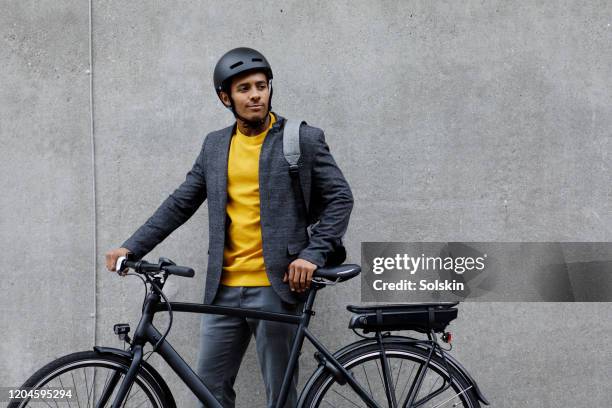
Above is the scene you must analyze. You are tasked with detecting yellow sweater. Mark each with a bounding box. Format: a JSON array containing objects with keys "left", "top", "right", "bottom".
[{"left": 221, "top": 113, "right": 276, "bottom": 286}]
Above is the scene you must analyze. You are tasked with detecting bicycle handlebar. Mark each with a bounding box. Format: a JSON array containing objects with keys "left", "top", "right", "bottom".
[
  {"left": 164, "top": 264, "right": 195, "bottom": 277},
  {"left": 116, "top": 256, "right": 195, "bottom": 278}
]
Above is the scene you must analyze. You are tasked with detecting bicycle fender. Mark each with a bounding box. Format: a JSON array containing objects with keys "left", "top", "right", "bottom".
[
  {"left": 440, "top": 351, "right": 490, "bottom": 405},
  {"left": 92, "top": 346, "right": 177, "bottom": 408},
  {"left": 93, "top": 346, "right": 131, "bottom": 359}
]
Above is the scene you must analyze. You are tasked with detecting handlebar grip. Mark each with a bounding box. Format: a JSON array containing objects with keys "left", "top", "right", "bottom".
[
  {"left": 122, "top": 260, "right": 140, "bottom": 270},
  {"left": 115, "top": 256, "right": 127, "bottom": 272},
  {"left": 164, "top": 265, "right": 195, "bottom": 278},
  {"left": 121, "top": 259, "right": 156, "bottom": 273}
]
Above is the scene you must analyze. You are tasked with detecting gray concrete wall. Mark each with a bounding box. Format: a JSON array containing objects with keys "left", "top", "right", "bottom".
[{"left": 1, "top": 1, "right": 611, "bottom": 406}]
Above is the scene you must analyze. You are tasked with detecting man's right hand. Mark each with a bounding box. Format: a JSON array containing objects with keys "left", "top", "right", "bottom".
[{"left": 105, "top": 247, "right": 132, "bottom": 272}]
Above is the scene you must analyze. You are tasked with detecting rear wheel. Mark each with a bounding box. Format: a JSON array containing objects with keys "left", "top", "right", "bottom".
[
  {"left": 300, "top": 342, "right": 480, "bottom": 408},
  {"left": 7, "top": 350, "right": 174, "bottom": 407}
]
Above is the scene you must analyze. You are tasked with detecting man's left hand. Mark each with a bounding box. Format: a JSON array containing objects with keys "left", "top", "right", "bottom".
[{"left": 284, "top": 258, "right": 318, "bottom": 292}]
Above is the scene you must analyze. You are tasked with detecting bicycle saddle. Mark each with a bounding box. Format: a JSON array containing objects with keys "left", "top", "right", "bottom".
[{"left": 313, "top": 264, "right": 361, "bottom": 282}]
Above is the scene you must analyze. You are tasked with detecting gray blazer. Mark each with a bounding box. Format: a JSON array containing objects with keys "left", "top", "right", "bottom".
[{"left": 122, "top": 113, "right": 353, "bottom": 304}]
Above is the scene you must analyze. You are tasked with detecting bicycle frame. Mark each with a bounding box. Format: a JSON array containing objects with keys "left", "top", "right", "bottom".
[{"left": 107, "top": 280, "right": 454, "bottom": 408}]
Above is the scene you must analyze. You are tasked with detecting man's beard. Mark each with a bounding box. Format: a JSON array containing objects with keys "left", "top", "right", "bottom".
[{"left": 235, "top": 107, "right": 269, "bottom": 129}]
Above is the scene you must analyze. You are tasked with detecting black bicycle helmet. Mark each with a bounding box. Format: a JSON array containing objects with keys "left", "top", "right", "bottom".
[{"left": 213, "top": 47, "right": 273, "bottom": 111}]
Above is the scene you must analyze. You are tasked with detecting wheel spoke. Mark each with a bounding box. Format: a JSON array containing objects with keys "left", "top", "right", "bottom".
[
  {"left": 121, "top": 380, "right": 138, "bottom": 407},
  {"left": 13, "top": 354, "right": 163, "bottom": 408},
  {"left": 71, "top": 371, "right": 82, "bottom": 408},
  {"left": 331, "top": 388, "right": 366, "bottom": 408},
  {"left": 394, "top": 358, "right": 404, "bottom": 390},
  {"left": 431, "top": 385, "right": 473, "bottom": 408},
  {"left": 57, "top": 375, "right": 72, "bottom": 408},
  {"left": 362, "top": 365, "right": 374, "bottom": 398},
  {"left": 374, "top": 359, "right": 384, "bottom": 388},
  {"left": 98, "top": 371, "right": 123, "bottom": 408},
  {"left": 91, "top": 365, "right": 98, "bottom": 406},
  {"left": 39, "top": 398, "right": 55, "bottom": 408},
  {"left": 100, "top": 369, "right": 112, "bottom": 404},
  {"left": 133, "top": 396, "right": 151, "bottom": 408},
  {"left": 427, "top": 376, "right": 441, "bottom": 396},
  {"left": 129, "top": 387, "right": 145, "bottom": 404},
  {"left": 398, "top": 362, "right": 417, "bottom": 403},
  {"left": 83, "top": 367, "right": 92, "bottom": 408},
  {"left": 307, "top": 346, "right": 478, "bottom": 408}
]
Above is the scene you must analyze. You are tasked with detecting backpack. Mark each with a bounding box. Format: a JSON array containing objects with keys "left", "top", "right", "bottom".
[{"left": 282, "top": 119, "right": 347, "bottom": 267}]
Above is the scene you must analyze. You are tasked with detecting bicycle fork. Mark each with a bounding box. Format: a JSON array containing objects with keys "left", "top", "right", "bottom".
[{"left": 95, "top": 345, "right": 144, "bottom": 408}]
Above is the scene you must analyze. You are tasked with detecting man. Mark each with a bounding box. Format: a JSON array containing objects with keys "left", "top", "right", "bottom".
[{"left": 105, "top": 47, "right": 353, "bottom": 407}]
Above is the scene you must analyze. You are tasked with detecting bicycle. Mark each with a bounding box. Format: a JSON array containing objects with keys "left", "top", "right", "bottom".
[{"left": 9, "top": 256, "right": 489, "bottom": 408}]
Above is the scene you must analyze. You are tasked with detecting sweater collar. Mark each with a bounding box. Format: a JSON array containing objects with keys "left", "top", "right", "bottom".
[{"left": 226, "top": 111, "right": 285, "bottom": 137}]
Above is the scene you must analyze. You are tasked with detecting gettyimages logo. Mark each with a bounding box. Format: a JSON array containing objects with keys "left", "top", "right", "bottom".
[
  {"left": 361, "top": 242, "right": 612, "bottom": 302},
  {"left": 370, "top": 252, "right": 488, "bottom": 292},
  {"left": 372, "top": 253, "right": 487, "bottom": 274}
]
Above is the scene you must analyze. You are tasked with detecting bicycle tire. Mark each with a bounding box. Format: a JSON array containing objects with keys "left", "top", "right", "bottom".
[
  {"left": 7, "top": 350, "right": 175, "bottom": 408},
  {"left": 299, "top": 342, "right": 481, "bottom": 408}
]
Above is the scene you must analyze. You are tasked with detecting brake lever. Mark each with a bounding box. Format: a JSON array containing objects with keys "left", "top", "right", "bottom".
[{"left": 159, "top": 257, "right": 176, "bottom": 267}]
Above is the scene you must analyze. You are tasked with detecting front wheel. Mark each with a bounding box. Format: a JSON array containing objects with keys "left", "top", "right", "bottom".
[
  {"left": 7, "top": 350, "right": 174, "bottom": 408},
  {"left": 300, "top": 342, "right": 481, "bottom": 408}
]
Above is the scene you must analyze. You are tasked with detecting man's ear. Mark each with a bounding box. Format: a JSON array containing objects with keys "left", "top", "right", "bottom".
[{"left": 219, "top": 91, "right": 231, "bottom": 108}]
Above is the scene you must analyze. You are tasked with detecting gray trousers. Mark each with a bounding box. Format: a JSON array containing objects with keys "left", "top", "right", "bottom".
[{"left": 195, "top": 285, "right": 300, "bottom": 408}]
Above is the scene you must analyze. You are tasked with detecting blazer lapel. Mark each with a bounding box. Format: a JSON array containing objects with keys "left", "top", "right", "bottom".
[
  {"left": 216, "top": 114, "right": 284, "bottom": 237},
  {"left": 218, "top": 123, "right": 235, "bottom": 216},
  {"left": 258, "top": 114, "right": 284, "bottom": 215}
]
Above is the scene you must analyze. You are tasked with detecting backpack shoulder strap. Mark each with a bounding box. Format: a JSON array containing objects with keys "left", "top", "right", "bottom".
[
  {"left": 283, "top": 119, "right": 310, "bottom": 217},
  {"left": 282, "top": 119, "right": 305, "bottom": 171}
]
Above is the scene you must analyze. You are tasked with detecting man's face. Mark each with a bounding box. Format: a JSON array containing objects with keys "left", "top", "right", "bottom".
[{"left": 220, "top": 71, "right": 270, "bottom": 121}]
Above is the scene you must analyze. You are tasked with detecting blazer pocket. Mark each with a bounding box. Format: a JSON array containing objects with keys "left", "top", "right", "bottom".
[{"left": 287, "top": 240, "right": 309, "bottom": 256}]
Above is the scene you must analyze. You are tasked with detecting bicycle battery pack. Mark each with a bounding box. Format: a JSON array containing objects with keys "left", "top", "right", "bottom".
[{"left": 347, "top": 303, "right": 459, "bottom": 333}]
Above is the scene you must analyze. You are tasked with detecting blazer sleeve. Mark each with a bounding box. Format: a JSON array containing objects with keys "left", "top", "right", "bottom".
[
  {"left": 298, "top": 130, "right": 354, "bottom": 267},
  {"left": 121, "top": 137, "right": 208, "bottom": 259}
]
